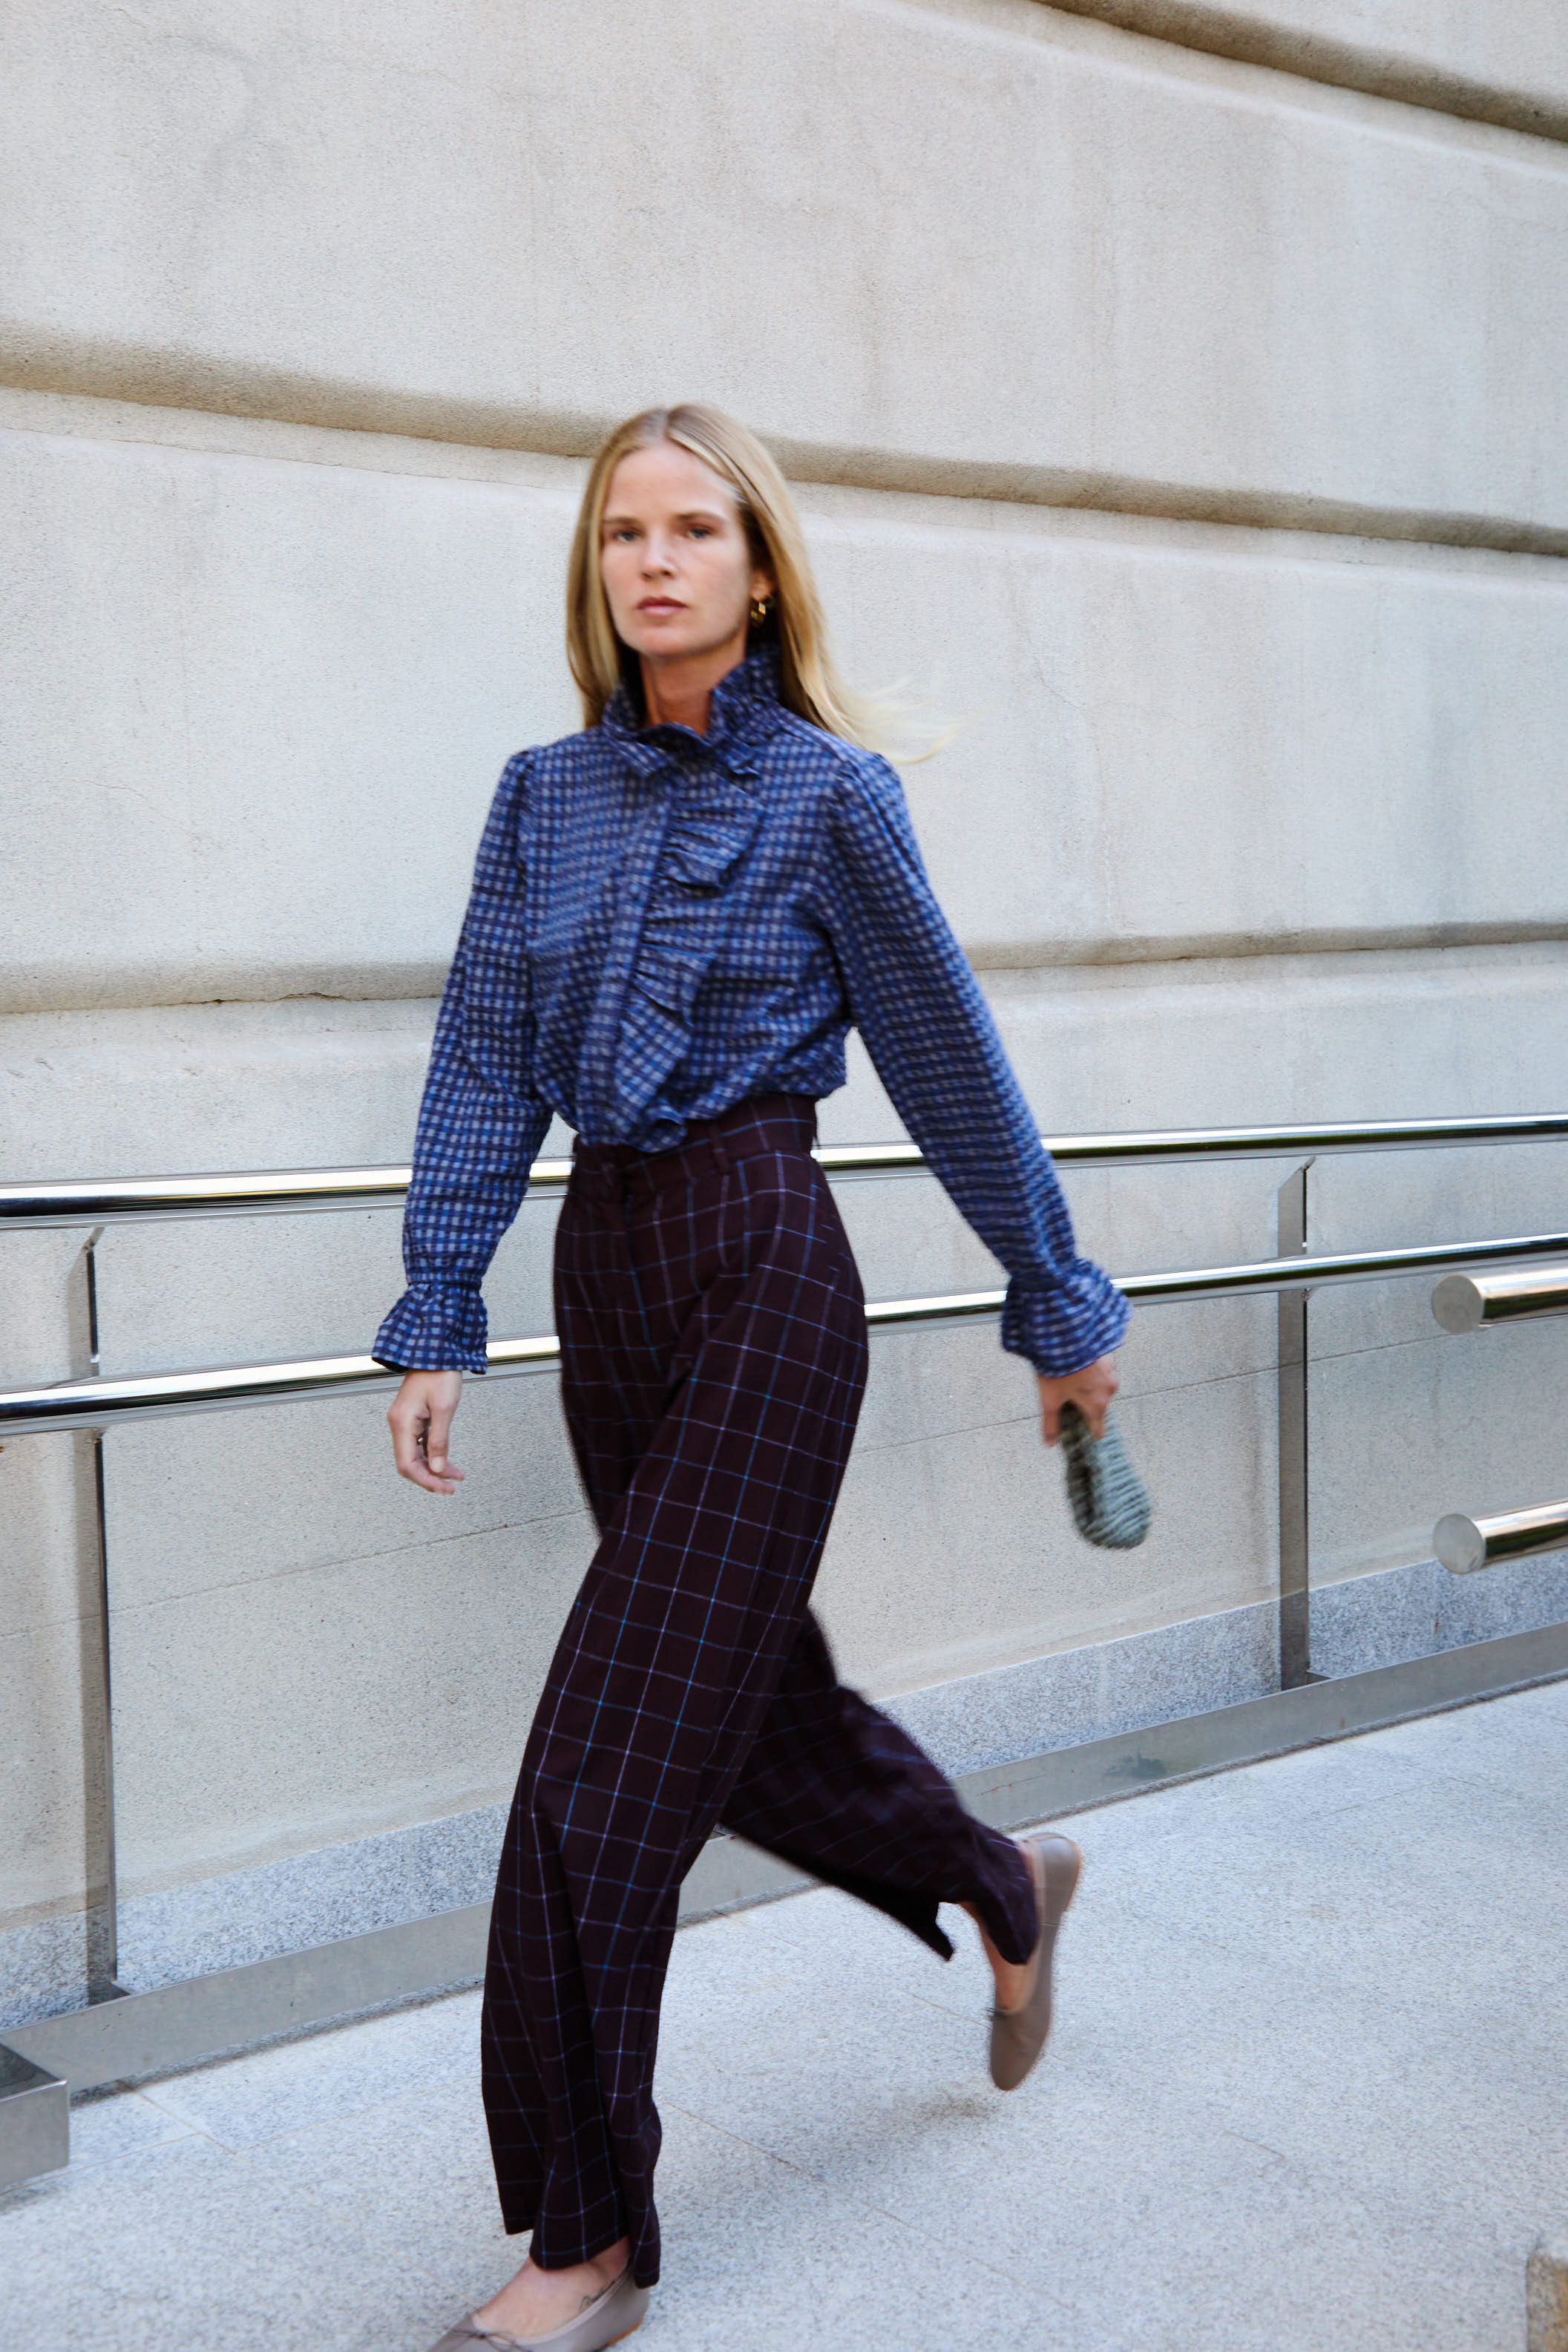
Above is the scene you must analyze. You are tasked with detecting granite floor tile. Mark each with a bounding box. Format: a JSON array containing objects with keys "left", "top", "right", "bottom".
[
  {"left": 1044, "top": 2158, "right": 1525, "bottom": 2352},
  {"left": 6, "top": 1683, "right": 1568, "bottom": 2351},
  {"left": 669, "top": 1936, "right": 1526, "bottom": 2351},
  {"left": 665, "top": 1866, "right": 1003, "bottom": 2038},
  {"left": 1351, "top": 1682, "right": 1568, "bottom": 1791},
  {"left": 135, "top": 1987, "right": 483, "bottom": 2149},
  {"left": 235, "top": 2063, "right": 1078, "bottom": 2352},
  {"left": 63, "top": 2084, "right": 202, "bottom": 2172},
  {"left": 238, "top": 2073, "right": 512, "bottom": 2311},
  {"left": 645, "top": 2103, "right": 1079, "bottom": 2352},
  {"left": 0, "top": 2131, "right": 444, "bottom": 2352},
  {"left": 1108, "top": 1781, "right": 1568, "bottom": 2017},
  {"left": 1049, "top": 1898, "right": 1568, "bottom": 2235},
  {"left": 667, "top": 2024, "right": 1289, "bottom": 2307}
]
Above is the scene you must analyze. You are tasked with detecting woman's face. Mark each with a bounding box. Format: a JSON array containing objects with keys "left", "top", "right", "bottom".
[{"left": 600, "top": 441, "right": 774, "bottom": 666}]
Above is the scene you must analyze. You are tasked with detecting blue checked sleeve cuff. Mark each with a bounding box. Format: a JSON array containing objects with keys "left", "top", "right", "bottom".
[
  {"left": 1000, "top": 1266, "right": 1131, "bottom": 1379},
  {"left": 373, "top": 1283, "right": 490, "bottom": 1375}
]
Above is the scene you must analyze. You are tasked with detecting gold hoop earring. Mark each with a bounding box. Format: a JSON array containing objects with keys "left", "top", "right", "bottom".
[{"left": 749, "top": 597, "right": 771, "bottom": 628}]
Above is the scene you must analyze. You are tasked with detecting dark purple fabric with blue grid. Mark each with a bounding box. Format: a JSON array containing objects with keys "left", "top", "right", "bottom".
[
  {"left": 479, "top": 1098, "right": 1038, "bottom": 2286},
  {"left": 373, "top": 648, "right": 1128, "bottom": 1381}
]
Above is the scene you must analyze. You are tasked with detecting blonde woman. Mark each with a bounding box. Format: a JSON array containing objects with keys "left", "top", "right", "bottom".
[{"left": 377, "top": 405, "right": 1126, "bottom": 2351}]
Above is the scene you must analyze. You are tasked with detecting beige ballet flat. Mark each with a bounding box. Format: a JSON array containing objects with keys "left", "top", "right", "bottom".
[
  {"left": 427, "top": 2262, "right": 649, "bottom": 2352},
  {"left": 988, "top": 1832, "right": 1082, "bottom": 2092}
]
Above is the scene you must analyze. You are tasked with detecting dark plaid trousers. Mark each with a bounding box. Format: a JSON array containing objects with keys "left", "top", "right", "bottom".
[{"left": 480, "top": 1096, "right": 1037, "bottom": 2287}]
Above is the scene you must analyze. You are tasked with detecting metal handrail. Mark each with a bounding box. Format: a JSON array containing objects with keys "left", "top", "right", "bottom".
[
  {"left": 10, "top": 1225, "right": 1568, "bottom": 1438},
  {"left": 5, "top": 1110, "right": 1566, "bottom": 2114},
  {"left": 1432, "top": 1265, "right": 1568, "bottom": 1333},
  {"left": 7, "top": 1113, "right": 1568, "bottom": 1230},
  {"left": 1435, "top": 1502, "right": 1568, "bottom": 1576}
]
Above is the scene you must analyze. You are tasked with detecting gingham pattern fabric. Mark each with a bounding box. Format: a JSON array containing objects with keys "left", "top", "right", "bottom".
[
  {"left": 1058, "top": 1402, "right": 1155, "bottom": 1548},
  {"left": 373, "top": 647, "right": 1128, "bottom": 1380},
  {"left": 481, "top": 1099, "right": 1038, "bottom": 2287}
]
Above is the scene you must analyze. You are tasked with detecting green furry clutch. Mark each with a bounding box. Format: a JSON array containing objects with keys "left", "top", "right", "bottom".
[{"left": 1059, "top": 1403, "right": 1153, "bottom": 1550}]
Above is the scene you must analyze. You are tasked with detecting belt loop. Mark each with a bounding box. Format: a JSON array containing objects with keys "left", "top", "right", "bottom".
[{"left": 710, "top": 1134, "right": 732, "bottom": 1178}]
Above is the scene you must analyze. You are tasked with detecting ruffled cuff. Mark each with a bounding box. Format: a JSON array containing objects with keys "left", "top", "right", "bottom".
[
  {"left": 372, "top": 1283, "right": 490, "bottom": 1374},
  {"left": 1000, "top": 1264, "right": 1131, "bottom": 1378}
]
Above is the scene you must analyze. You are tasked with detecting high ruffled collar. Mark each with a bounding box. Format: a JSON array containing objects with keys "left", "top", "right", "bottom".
[{"left": 600, "top": 645, "right": 787, "bottom": 762}]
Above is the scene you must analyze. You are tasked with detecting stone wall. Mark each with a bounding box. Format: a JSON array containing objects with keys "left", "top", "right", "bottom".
[{"left": 3, "top": 0, "right": 1567, "bottom": 2016}]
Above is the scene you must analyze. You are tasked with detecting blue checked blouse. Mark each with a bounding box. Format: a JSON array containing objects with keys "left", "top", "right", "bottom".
[{"left": 375, "top": 649, "right": 1129, "bottom": 1379}]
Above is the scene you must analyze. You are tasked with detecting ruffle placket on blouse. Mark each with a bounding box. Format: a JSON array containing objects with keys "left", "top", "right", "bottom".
[
  {"left": 602, "top": 764, "right": 761, "bottom": 1144},
  {"left": 588, "top": 655, "right": 778, "bottom": 1150}
]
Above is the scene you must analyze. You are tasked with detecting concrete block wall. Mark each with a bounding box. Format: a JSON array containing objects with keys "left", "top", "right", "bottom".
[
  {"left": 1048, "top": 0, "right": 1568, "bottom": 136},
  {"left": 3, "top": 0, "right": 1567, "bottom": 2018}
]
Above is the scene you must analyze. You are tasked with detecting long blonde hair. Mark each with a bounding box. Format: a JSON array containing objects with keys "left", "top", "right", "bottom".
[{"left": 565, "top": 404, "right": 894, "bottom": 751}]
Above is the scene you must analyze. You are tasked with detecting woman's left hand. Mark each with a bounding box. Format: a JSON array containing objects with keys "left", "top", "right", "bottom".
[{"left": 1036, "top": 1355, "right": 1118, "bottom": 1446}]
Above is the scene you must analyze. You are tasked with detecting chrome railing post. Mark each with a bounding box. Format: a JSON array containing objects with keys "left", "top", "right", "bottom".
[
  {"left": 1276, "top": 1164, "right": 1319, "bottom": 1690},
  {"left": 82, "top": 1426, "right": 120, "bottom": 2000},
  {"left": 73, "top": 1229, "right": 123, "bottom": 2002}
]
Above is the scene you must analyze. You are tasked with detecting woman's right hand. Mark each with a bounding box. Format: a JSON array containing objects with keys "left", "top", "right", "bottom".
[
  {"left": 387, "top": 1369, "right": 466, "bottom": 1494},
  {"left": 1036, "top": 1354, "right": 1119, "bottom": 1446}
]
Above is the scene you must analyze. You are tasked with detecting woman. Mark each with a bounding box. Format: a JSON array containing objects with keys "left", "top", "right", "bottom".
[{"left": 377, "top": 404, "right": 1127, "bottom": 2352}]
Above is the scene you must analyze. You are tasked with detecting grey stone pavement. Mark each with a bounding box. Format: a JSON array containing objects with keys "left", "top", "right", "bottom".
[{"left": 6, "top": 1680, "right": 1568, "bottom": 2351}]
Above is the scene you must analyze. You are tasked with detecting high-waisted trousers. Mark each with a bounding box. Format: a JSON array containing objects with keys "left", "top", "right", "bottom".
[{"left": 480, "top": 1095, "right": 1038, "bottom": 2287}]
